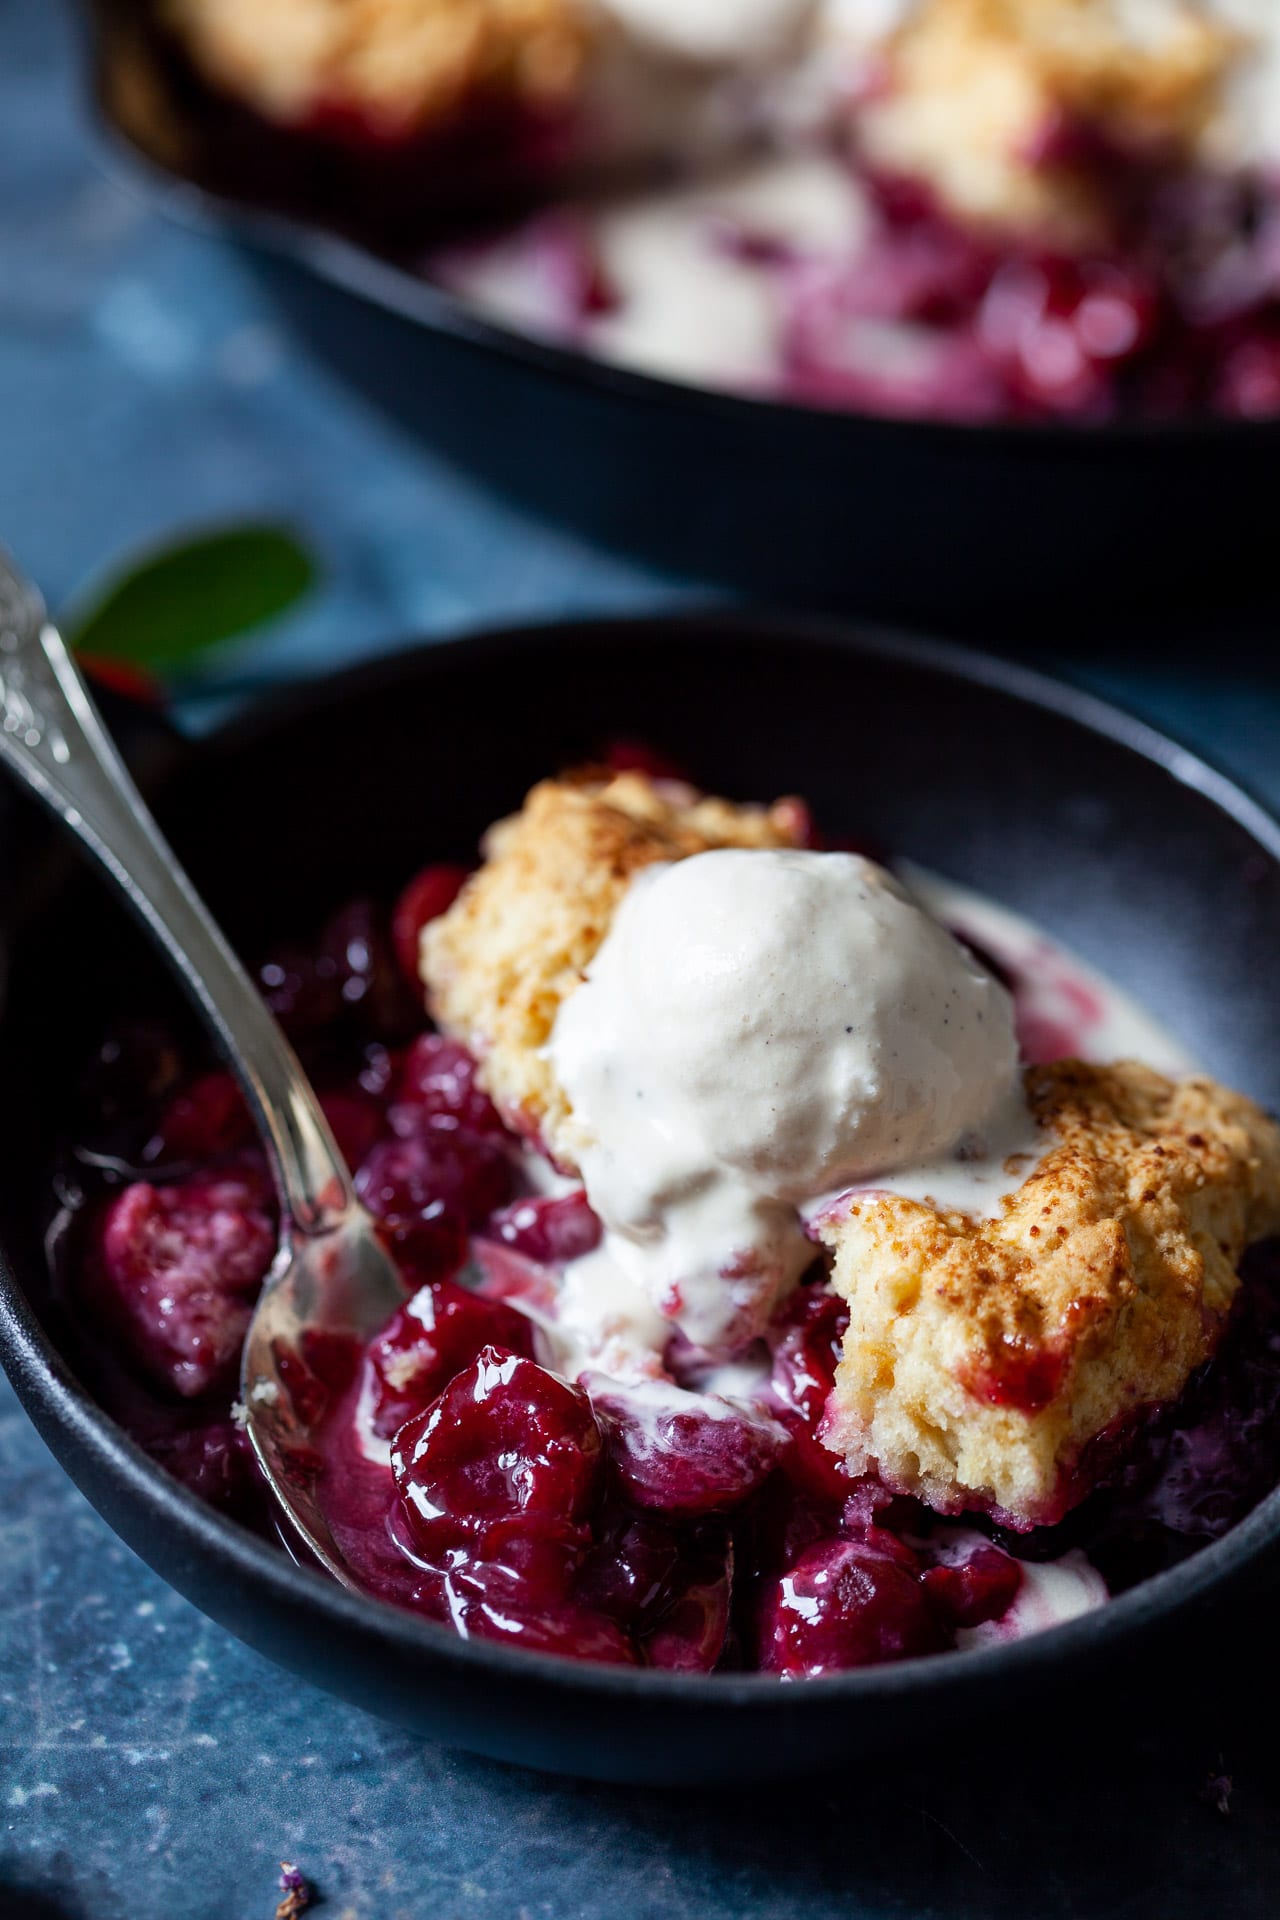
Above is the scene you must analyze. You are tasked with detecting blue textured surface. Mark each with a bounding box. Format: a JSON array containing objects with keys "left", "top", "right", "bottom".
[{"left": 4, "top": 6, "right": 1280, "bottom": 1916}]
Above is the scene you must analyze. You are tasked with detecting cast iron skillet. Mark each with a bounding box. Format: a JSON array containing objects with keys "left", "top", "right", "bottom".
[
  {"left": 1, "top": 613, "right": 1280, "bottom": 1783},
  {"left": 83, "top": 5, "right": 1280, "bottom": 618}
]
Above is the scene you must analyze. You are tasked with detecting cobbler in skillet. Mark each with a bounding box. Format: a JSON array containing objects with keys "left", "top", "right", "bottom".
[{"left": 134, "top": 0, "right": 1280, "bottom": 417}]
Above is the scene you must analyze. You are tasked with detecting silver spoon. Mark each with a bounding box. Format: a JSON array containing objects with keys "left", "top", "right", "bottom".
[{"left": 0, "top": 550, "right": 404, "bottom": 1587}]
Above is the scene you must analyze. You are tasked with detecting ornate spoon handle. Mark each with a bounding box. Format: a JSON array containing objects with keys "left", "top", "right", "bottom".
[{"left": 0, "top": 552, "right": 353, "bottom": 1238}]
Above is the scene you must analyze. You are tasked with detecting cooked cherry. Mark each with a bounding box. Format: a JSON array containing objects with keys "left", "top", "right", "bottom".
[
  {"left": 577, "top": 1512, "right": 683, "bottom": 1629},
  {"left": 749, "top": 1476, "right": 843, "bottom": 1581},
  {"left": 393, "top": 1033, "right": 503, "bottom": 1135},
  {"left": 318, "top": 1090, "right": 384, "bottom": 1172},
  {"left": 362, "top": 1283, "right": 535, "bottom": 1440},
  {"left": 391, "top": 1347, "right": 602, "bottom": 1557},
  {"left": 644, "top": 1536, "right": 734, "bottom": 1673},
  {"left": 488, "top": 1190, "right": 601, "bottom": 1265},
  {"left": 143, "top": 1418, "right": 263, "bottom": 1520},
  {"left": 356, "top": 1042, "right": 399, "bottom": 1100},
  {"left": 444, "top": 1574, "right": 638, "bottom": 1665},
  {"left": 301, "top": 1327, "right": 363, "bottom": 1395},
  {"left": 321, "top": 898, "right": 415, "bottom": 1036},
  {"left": 861, "top": 1520, "right": 933, "bottom": 1572},
  {"left": 258, "top": 944, "right": 343, "bottom": 1038},
  {"left": 978, "top": 255, "right": 1157, "bottom": 416},
  {"left": 923, "top": 1542, "right": 1023, "bottom": 1629},
  {"left": 378, "top": 1203, "right": 469, "bottom": 1290},
  {"left": 272, "top": 1341, "right": 341, "bottom": 1431},
  {"left": 768, "top": 1282, "right": 848, "bottom": 1425},
  {"left": 434, "top": 1515, "right": 595, "bottom": 1639},
  {"left": 356, "top": 1130, "right": 513, "bottom": 1230},
  {"left": 833, "top": 216, "right": 993, "bottom": 326},
  {"left": 146, "top": 1070, "right": 253, "bottom": 1164},
  {"left": 96, "top": 1175, "right": 276, "bottom": 1399},
  {"left": 597, "top": 1383, "right": 784, "bottom": 1516},
  {"left": 783, "top": 252, "right": 1007, "bottom": 419},
  {"left": 758, "top": 1537, "right": 949, "bottom": 1676},
  {"left": 778, "top": 1419, "right": 855, "bottom": 1505},
  {"left": 392, "top": 864, "right": 469, "bottom": 985}
]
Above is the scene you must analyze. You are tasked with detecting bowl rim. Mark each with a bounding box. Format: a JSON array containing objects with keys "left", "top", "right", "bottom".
[
  {"left": 81, "top": 24, "right": 1280, "bottom": 458},
  {"left": 3, "top": 605, "right": 1280, "bottom": 1712}
]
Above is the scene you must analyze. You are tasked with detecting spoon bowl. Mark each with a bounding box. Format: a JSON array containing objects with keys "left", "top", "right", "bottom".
[
  {"left": 243, "top": 1214, "right": 407, "bottom": 1584},
  {"left": 0, "top": 549, "right": 405, "bottom": 1586}
]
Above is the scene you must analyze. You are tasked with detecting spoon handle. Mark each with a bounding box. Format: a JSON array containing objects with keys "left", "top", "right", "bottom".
[{"left": 0, "top": 553, "right": 354, "bottom": 1237}]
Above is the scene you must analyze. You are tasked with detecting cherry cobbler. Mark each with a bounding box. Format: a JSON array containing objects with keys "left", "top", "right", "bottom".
[
  {"left": 49, "top": 759, "right": 1280, "bottom": 1675},
  {"left": 132, "top": 0, "right": 1280, "bottom": 419}
]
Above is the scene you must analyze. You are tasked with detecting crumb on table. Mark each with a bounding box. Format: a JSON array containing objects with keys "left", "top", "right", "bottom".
[{"left": 276, "top": 1861, "right": 314, "bottom": 1918}]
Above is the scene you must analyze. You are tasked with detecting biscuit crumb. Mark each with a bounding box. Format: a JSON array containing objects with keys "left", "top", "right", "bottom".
[{"left": 276, "top": 1861, "right": 314, "bottom": 1918}]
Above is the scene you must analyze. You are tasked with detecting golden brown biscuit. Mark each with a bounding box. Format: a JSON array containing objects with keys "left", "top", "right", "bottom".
[
  {"left": 818, "top": 1059, "right": 1280, "bottom": 1527},
  {"left": 855, "top": 0, "right": 1238, "bottom": 244},
  {"left": 162, "top": 0, "right": 589, "bottom": 134},
  {"left": 421, "top": 770, "right": 807, "bottom": 1155}
]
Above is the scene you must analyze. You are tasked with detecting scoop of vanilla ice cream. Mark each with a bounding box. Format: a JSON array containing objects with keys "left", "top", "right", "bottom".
[{"left": 548, "top": 847, "right": 1020, "bottom": 1350}]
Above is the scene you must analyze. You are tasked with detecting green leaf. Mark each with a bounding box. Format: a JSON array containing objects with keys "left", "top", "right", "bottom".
[{"left": 66, "top": 524, "right": 317, "bottom": 671}]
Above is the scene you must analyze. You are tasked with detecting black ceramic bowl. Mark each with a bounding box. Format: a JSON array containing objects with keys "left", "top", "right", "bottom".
[
  {"left": 83, "top": 5, "right": 1280, "bottom": 619},
  {"left": 2, "top": 613, "right": 1280, "bottom": 1784}
]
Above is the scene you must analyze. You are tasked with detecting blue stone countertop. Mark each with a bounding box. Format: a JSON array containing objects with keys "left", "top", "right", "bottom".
[{"left": 5, "top": 8, "right": 1280, "bottom": 1918}]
